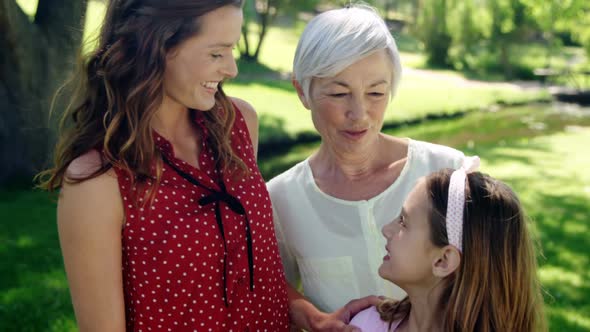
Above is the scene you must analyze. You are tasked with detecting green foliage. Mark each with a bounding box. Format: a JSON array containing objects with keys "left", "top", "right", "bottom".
[
  {"left": 240, "top": 0, "right": 319, "bottom": 61},
  {"left": 421, "top": 0, "right": 590, "bottom": 78},
  {"left": 570, "top": 10, "right": 590, "bottom": 58},
  {"left": 416, "top": 0, "right": 452, "bottom": 67}
]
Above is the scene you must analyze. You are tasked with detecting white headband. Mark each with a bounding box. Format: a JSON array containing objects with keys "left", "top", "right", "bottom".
[{"left": 445, "top": 156, "right": 480, "bottom": 252}]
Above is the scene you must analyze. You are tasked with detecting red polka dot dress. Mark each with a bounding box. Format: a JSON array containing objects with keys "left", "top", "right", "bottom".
[{"left": 114, "top": 108, "right": 290, "bottom": 331}]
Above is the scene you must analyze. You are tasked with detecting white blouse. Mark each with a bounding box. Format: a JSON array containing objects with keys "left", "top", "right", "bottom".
[{"left": 267, "top": 139, "right": 465, "bottom": 312}]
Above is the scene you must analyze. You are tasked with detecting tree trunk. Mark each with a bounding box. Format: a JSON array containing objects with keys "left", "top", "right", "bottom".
[
  {"left": 253, "top": 8, "right": 273, "bottom": 61},
  {"left": 500, "top": 41, "right": 513, "bottom": 79},
  {"left": 0, "top": 0, "right": 87, "bottom": 185},
  {"left": 239, "top": 0, "right": 276, "bottom": 63}
]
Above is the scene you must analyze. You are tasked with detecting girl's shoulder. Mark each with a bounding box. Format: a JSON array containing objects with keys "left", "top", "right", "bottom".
[{"left": 349, "top": 306, "right": 392, "bottom": 332}]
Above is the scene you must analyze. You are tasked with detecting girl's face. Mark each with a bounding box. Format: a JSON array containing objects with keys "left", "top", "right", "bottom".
[
  {"left": 163, "top": 5, "right": 242, "bottom": 111},
  {"left": 379, "top": 179, "right": 440, "bottom": 287}
]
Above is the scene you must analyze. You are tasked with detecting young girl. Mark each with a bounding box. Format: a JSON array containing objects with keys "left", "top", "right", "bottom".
[
  {"left": 37, "top": 0, "right": 289, "bottom": 330},
  {"left": 350, "top": 157, "right": 546, "bottom": 331}
]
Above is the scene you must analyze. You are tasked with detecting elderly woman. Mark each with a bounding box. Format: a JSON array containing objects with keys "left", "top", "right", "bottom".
[{"left": 267, "top": 4, "right": 465, "bottom": 331}]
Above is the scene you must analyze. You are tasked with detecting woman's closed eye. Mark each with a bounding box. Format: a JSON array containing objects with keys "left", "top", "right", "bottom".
[{"left": 328, "top": 93, "right": 349, "bottom": 98}]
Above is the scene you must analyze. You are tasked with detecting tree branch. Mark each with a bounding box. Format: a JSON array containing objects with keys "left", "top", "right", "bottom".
[
  {"left": 0, "top": 0, "right": 34, "bottom": 59},
  {"left": 36, "top": 0, "right": 87, "bottom": 46}
]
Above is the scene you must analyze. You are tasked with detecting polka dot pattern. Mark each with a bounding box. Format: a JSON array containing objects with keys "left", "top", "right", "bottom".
[{"left": 114, "top": 110, "right": 289, "bottom": 331}]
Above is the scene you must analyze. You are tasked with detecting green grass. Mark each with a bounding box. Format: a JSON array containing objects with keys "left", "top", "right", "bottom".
[
  {"left": 2, "top": 104, "right": 589, "bottom": 331},
  {"left": 0, "top": 190, "right": 76, "bottom": 332},
  {"left": 259, "top": 103, "right": 590, "bottom": 331}
]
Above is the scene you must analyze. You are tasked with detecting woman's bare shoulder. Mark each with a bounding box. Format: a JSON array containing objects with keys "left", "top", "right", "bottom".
[
  {"left": 60, "top": 150, "right": 123, "bottom": 229},
  {"left": 65, "top": 149, "right": 109, "bottom": 180},
  {"left": 231, "top": 97, "right": 257, "bottom": 127}
]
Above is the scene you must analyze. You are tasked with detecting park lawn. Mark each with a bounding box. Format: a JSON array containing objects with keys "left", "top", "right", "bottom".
[
  {"left": 259, "top": 103, "right": 590, "bottom": 331},
  {"left": 0, "top": 190, "right": 76, "bottom": 332},
  {"left": 2, "top": 104, "right": 589, "bottom": 331}
]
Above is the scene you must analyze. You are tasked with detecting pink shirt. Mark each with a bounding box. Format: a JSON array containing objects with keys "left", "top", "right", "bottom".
[{"left": 350, "top": 306, "right": 405, "bottom": 332}]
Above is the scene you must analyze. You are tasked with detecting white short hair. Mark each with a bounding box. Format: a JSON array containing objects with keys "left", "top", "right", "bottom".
[{"left": 293, "top": 4, "right": 402, "bottom": 104}]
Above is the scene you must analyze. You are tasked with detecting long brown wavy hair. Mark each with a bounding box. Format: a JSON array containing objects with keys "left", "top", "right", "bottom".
[
  {"left": 37, "top": 0, "right": 245, "bottom": 191},
  {"left": 378, "top": 170, "right": 546, "bottom": 331}
]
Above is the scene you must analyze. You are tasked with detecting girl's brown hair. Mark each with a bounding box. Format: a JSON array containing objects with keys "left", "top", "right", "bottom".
[
  {"left": 378, "top": 169, "right": 546, "bottom": 331},
  {"left": 37, "top": 0, "right": 244, "bottom": 191}
]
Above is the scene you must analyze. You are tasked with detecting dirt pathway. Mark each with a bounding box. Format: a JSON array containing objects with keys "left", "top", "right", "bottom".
[{"left": 403, "top": 67, "right": 545, "bottom": 92}]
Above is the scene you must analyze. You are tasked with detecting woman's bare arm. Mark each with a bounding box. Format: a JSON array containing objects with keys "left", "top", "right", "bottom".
[
  {"left": 57, "top": 169, "right": 126, "bottom": 331},
  {"left": 231, "top": 97, "right": 259, "bottom": 158}
]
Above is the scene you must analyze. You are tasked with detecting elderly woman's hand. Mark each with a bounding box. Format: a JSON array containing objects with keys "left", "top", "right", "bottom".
[{"left": 309, "top": 295, "right": 382, "bottom": 332}]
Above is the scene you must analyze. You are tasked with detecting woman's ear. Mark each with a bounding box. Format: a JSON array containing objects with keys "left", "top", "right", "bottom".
[
  {"left": 432, "top": 245, "right": 461, "bottom": 278},
  {"left": 292, "top": 79, "right": 311, "bottom": 110}
]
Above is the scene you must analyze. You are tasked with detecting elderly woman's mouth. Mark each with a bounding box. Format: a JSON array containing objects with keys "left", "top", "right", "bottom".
[{"left": 342, "top": 129, "right": 368, "bottom": 139}]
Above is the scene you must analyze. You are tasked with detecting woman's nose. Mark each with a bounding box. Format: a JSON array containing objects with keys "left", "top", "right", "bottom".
[
  {"left": 221, "top": 56, "right": 238, "bottom": 79},
  {"left": 346, "top": 96, "right": 367, "bottom": 121}
]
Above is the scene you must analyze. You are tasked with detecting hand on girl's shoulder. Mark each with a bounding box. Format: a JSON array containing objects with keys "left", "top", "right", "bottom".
[{"left": 349, "top": 306, "right": 390, "bottom": 332}]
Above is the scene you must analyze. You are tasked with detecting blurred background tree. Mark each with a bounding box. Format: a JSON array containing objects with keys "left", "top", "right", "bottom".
[
  {"left": 0, "top": 0, "right": 87, "bottom": 185},
  {"left": 239, "top": 0, "right": 319, "bottom": 62},
  {"left": 1, "top": 0, "right": 590, "bottom": 184}
]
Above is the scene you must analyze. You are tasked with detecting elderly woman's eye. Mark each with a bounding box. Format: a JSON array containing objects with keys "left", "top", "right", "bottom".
[
  {"left": 369, "top": 92, "right": 385, "bottom": 97},
  {"left": 329, "top": 93, "right": 348, "bottom": 98}
]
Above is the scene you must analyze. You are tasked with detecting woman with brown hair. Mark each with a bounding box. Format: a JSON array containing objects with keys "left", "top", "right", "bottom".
[
  {"left": 349, "top": 158, "right": 546, "bottom": 331},
  {"left": 37, "top": 0, "right": 289, "bottom": 330}
]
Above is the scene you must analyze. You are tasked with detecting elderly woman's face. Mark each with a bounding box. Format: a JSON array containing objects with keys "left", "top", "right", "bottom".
[{"left": 307, "top": 50, "right": 393, "bottom": 155}]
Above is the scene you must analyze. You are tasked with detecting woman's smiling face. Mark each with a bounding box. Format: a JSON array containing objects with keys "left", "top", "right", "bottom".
[{"left": 162, "top": 5, "right": 242, "bottom": 111}]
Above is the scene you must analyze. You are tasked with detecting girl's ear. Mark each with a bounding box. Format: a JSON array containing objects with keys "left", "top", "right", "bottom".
[
  {"left": 292, "top": 79, "right": 311, "bottom": 110},
  {"left": 432, "top": 245, "right": 461, "bottom": 278}
]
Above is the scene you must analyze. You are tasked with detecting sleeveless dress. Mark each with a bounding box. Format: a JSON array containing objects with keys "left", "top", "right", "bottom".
[{"left": 114, "top": 108, "right": 290, "bottom": 331}]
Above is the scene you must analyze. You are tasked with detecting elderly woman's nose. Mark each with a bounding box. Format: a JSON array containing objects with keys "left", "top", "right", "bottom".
[{"left": 346, "top": 97, "right": 368, "bottom": 120}]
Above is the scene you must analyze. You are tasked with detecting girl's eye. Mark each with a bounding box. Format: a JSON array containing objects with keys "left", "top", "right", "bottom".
[{"left": 211, "top": 54, "right": 223, "bottom": 59}]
